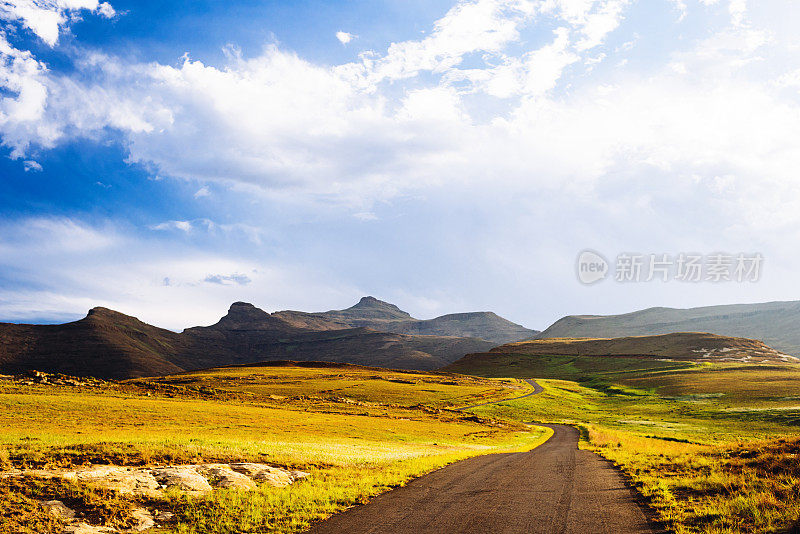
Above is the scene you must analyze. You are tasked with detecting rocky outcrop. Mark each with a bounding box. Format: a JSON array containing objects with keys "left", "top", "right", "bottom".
[
  {"left": 2, "top": 463, "right": 309, "bottom": 498},
  {"left": 41, "top": 501, "right": 153, "bottom": 534},
  {"left": 5, "top": 463, "right": 312, "bottom": 534}
]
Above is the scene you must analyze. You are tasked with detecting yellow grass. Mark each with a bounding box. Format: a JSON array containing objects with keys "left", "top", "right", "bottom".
[{"left": 0, "top": 366, "right": 549, "bottom": 533}]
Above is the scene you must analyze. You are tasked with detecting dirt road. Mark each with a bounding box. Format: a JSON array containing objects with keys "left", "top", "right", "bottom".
[
  {"left": 456, "top": 378, "right": 544, "bottom": 410},
  {"left": 307, "top": 421, "right": 659, "bottom": 533}
]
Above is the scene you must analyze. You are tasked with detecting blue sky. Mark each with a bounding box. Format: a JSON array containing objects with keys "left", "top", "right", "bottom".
[{"left": 1, "top": 0, "right": 799, "bottom": 330}]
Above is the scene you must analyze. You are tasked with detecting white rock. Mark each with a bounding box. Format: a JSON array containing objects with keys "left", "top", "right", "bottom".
[
  {"left": 68, "top": 467, "right": 160, "bottom": 496},
  {"left": 42, "top": 500, "right": 75, "bottom": 520},
  {"left": 196, "top": 465, "right": 257, "bottom": 490},
  {"left": 154, "top": 511, "right": 174, "bottom": 523},
  {"left": 62, "top": 522, "right": 116, "bottom": 534},
  {"left": 126, "top": 507, "right": 155, "bottom": 532},
  {"left": 289, "top": 470, "right": 310, "bottom": 481},
  {"left": 152, "top": 467, "right": 213, "bottom": 493},
  {"left": 229, "top": 463, "right": 292, "bottom": 487}
]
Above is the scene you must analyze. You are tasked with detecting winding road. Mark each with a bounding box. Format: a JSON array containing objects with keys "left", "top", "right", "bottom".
[
  {"left": 307, "top": 380, "right": 660, "bottom": 534},
  {"left": 456, "top": 378, "right": 544, "bottom": 410}
]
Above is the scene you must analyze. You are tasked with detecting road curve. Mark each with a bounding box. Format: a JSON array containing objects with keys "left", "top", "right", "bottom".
[
  {"left": 306, "top": 423, "right": 659, "bottom": 534},
  {"left": 456, "top": 378, "right": 544, "bottom": 411}
]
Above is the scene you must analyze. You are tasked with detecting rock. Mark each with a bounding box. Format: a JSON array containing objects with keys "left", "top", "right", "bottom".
[
  {"left": 0, "top": 468, "right": 23, "bottom": 478},
  {"left": 62, "top": 523, "right": 116, "bottom": 534},
  {"left": 42, "top": 500, "right": 75, "bottom": 520},
  {"left": 289, "top": 470, "right": 310, "bottom": 481},
  {"left": 126, "top": 507, "right": 155, "bottom": 532},
  {"left": 152, "top": 467, "right": 213, "bottom": 493},
  {"left": 67, "top": 466, "right": 160, "bottom": 496},
  {"left": 154, "top": 511, "right": 174, "bottom": 523},
  {"left": 196, "top": 465, "right": 257, "bottom": 490},
  {"left": 10, "top": 461, "right": 304, "bottom": 502},
  {"left": 229, "top": 463, "right": 292, "bottom": 487}
]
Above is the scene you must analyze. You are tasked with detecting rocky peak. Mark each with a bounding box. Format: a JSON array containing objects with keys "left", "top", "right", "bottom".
[
  {"left": 84, "top": 307, "right": 145, "bottom": 327},
  {"left": 344, "top": 296, "right": 412, "bottom": 320},
  {"left": 209, "top": 302, "right": 300, "bottom": 332}
]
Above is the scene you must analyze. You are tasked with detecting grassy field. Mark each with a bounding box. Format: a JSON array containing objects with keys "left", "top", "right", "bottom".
[
  {"left": 4, "top": 355, "right": 800, "bottom": 533},
  {"left": 0, "top": 364, "right": 548, "bottom": 534},
  {"left": 457, "top": 356, "right": 800, "bottom": 534}
]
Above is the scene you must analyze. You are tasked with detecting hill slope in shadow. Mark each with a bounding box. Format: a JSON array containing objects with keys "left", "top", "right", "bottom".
[
  {"left": 275, "top": 296, "right": 538, "bottom": 344},
  {"left": 0, "top": 302, "right": 494, "bottom": 378}
]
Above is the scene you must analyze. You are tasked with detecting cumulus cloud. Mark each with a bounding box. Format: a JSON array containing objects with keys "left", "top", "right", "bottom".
[
  {"left": 0, "top": 0, "right": 799, "bottom": 237},
  {"left": 336, "top": 31, "right": 355, "bottom": 44},
  {"left": 0, "top": 0, "right": 115, "bottom": 46},
  {"left": 23, "top": 159, "right": 42, "bottom": 171},
  {"left": 97, "top": 2, "right": 115, "bottom": 18},
  {"left": 0, "top": 0, "right": 634, "bottom": 196}
]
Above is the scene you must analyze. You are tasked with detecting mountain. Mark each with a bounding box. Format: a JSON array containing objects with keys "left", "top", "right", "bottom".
[
  {"left": 0, "top": 302, "right": 493, "bottom": 379},
  {"left": 274, "top": 296, "right": 538, "bottom": 344},
  {"left": 537, "top": 300, "right": 800, "bottom": 357},
  {"left": 318, "top": 296, "right": 413, "bottom": 324},
  {"left": 178, "top": 302, "right": 493, "bottom": 371},
  {"left": 0, "top": 307, "right": 186, "bottom": 379},
  {"left": 443, "top": 332, "right": 798, "bottom": 378}
]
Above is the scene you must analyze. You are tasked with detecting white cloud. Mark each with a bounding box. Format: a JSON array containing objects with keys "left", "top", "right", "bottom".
[
  {"left": 97, "top": 2, "right": 115, "bottom": 18},
  {"left": 0, "top": 0, "right": 115, "bottom": 46},
  {"left": 0, "top": 217, "right": 358, "bottom": 329},
  {"left": 151, "top": 220, "right": 194, "bottom": 232},
  {"left": 729, "top": 0, "right": 747, "bottom": 26},
  {"left": 194, "top": 185, "right": 211, "bottom": 198},
  {"left": 149, "top": 218, "right": 266, "bottom": 244},
  {"left": 204, "top": 273, "right": 252, "bottom": 286},
  {"left": 23, "top": 159, "right": 42, "bottom": 171},
  {"left": 0, "top": 0, "right": 799, "bottom": 243},
  {"left": 398, "top": 86, "right": 465, "bottom": 122},
  {"left": 336, "top": 31, "right": 355, "bottom": 45},
  {"left": 359, "top": 0, "right": 537, "bottom": 85},
  {"left": 0, "top": 217, "right": 116, "bottom": 260}
]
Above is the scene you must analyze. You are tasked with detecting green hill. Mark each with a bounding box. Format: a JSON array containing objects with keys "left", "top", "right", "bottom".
[{"left": 538, "top": 300, "right": 800, "bottom": 357}]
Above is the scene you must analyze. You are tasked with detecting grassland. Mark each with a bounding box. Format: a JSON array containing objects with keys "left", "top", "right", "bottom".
[
  {"left": 4, "top": 353, "right": 800, "bottom": 534},
  {"left": 0, "top": 363, "right": 548, "bottom": 534},
  {"left": 456, "top": 355, "right": 800, "bottom": 533}
]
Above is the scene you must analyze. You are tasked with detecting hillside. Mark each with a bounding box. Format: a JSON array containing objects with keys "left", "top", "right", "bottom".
[
  {"left": 538, "top": 300, "right": 800, "bottom": 356},
  {"left": 491, "top": 333, "right": 796, "bottom": 363},
  {"left": 0, "top": 307, "right": 186, "bottom": 379},
  {"left": 275, "top": 296, "right": 538, "bottom": 344},
  {"left": 443, "top": 332, "right": 797, "bottom": 378},
  {"left": 181, "top": 302, "right": 493, "bottom": 371},
  {"left": 0, "top": 302, "right": 493, "bottom": 378}
]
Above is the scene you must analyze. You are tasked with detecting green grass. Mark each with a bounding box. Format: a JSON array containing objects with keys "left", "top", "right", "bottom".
[
  {"left": 454, "top": 354, "right": 800, "bottom": 533},
  {"left": 445, "top": 351, "right": 696, "bottom": 382}
]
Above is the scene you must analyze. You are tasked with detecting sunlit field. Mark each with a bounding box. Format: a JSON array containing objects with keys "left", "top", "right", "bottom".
[
  {"left": 0, "top": 364, "right": 548, "bottom": 533},
  {"left": 461, "top": 362, "right": 800, "bottom": 533}
]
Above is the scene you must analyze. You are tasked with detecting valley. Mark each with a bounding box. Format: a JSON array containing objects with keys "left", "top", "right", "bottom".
[{"left": 3, "top": 312, "right": 800, "bottom": 533}]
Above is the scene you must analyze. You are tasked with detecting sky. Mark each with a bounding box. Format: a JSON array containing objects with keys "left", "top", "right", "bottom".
[{"left": 1, "top": 0, "right": 800, "bottom": 331}]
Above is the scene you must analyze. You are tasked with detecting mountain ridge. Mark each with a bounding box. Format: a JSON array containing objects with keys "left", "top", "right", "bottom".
[
  {"left": 274, "top": 296, "right": 538, "bottom": 344},
  {"left": 0, "top": 300, "right": 499, "bottom": 378},
  {"left": 537, "top": 300, "right": 800, "bottom": 357}
]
